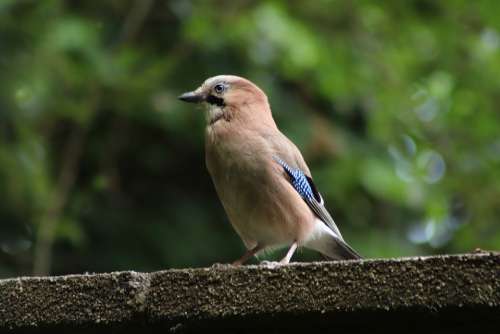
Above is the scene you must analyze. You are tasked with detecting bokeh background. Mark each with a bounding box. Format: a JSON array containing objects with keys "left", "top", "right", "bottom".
[{"left": 1, "top": 0, "right": 499, "bottom": 278}]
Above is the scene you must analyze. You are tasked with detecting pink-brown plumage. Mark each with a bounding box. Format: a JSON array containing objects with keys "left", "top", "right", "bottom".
[{"left": 179, "top": 75, "right": 361, "bottom": 264}]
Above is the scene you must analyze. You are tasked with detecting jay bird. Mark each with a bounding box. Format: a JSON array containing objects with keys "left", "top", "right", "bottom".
[{"left": 179, "top": 75, "right": 361, "bottom": 265}]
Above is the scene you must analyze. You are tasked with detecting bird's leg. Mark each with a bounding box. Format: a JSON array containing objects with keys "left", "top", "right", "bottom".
[
  {"left": 260, "top": 242, "right": 298, "bottom": 268},
  {"left": 279, "top": 242, "right": 298, "bottom": 264},
  {"left": 232, "top": 245, "right": 263, "bottom": 266}
]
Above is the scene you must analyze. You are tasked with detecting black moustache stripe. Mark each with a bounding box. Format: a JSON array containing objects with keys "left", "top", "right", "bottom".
[{"left": 206, "top": 95, "right": 225, "bottom": 107}]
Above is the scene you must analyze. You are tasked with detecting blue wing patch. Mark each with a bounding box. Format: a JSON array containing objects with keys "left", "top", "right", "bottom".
[{"left": 273, "top": 157, "right": 322, "bottom": 204}]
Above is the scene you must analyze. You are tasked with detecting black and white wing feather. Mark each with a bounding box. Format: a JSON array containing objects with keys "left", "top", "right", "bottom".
[{"left": 274, "top": 156, "right": 361, "bottom": 259}]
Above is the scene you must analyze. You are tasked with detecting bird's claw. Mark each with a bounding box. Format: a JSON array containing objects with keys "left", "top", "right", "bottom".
[
  {"left": 211, "top": 262, "right": 233, "bottom": 269},
  {"left": 259, "top": 260, "right": 282, "bottom": 268}
]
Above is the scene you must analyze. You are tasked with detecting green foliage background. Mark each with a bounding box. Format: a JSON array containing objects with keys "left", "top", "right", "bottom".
[{"left": 1, "top": 0, "right": 499, "bottom": 277}]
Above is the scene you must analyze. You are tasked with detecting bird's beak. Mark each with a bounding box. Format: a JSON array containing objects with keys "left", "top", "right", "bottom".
[{"left": 178, "top": 90, "right": 205, "bottom": 103}]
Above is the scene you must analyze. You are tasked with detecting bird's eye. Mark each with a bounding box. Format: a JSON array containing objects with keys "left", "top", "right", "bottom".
[{"left": 214, "top": 84, "right": 226, "bottom": 94}]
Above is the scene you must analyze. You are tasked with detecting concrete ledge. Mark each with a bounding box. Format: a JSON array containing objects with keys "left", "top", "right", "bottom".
[{"left": 1, "top": 253, "right": 499, "bottom": 333}]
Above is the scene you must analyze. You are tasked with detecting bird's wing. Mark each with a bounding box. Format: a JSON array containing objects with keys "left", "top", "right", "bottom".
[
  {"left": 305, "top": 183, "right": 362, "bottom": 259},
  {"left": 273, "top": 156, "right": 343, "bottom": 238},
  {"left": 273, "top": 156, "right": 362, "bottom": 260}
]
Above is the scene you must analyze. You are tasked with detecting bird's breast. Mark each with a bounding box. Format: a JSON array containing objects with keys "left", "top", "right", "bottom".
[{"left": 204, "top": 132, "right": 315, "bottom": 248}]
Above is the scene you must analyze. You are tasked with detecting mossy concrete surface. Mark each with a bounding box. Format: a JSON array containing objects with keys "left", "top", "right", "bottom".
[{"left": 0, "top": 252, "right": 499, "bottom": 333}]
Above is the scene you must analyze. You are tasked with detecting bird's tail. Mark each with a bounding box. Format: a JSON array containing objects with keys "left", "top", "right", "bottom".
[
  {"left": 330, "top": 238, "right": 362, "bottom": 260},
  {"left": 305, "top": 222, "right": 363, "bottom": 261}
]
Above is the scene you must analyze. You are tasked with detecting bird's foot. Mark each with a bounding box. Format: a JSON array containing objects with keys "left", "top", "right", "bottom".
[
  {"left": 259, "top": 260, "right": 283, "bottom": 269},
  {"left": 211, "top": 262, "right": 233, "bottom": 269}
]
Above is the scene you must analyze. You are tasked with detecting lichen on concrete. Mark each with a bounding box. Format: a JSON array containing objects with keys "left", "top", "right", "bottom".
[{"left": 0, "top": 253, "right": 499, "bottom": 333}]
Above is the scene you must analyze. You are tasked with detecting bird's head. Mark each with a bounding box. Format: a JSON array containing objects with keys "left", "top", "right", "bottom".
[{"left": 178, "top": 75, "right": 272, "bottom": 126}]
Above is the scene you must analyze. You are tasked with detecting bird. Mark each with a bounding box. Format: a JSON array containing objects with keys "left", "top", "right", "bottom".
[{"left": 178, "top": 75, "right": 362, "bottom": 265}]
